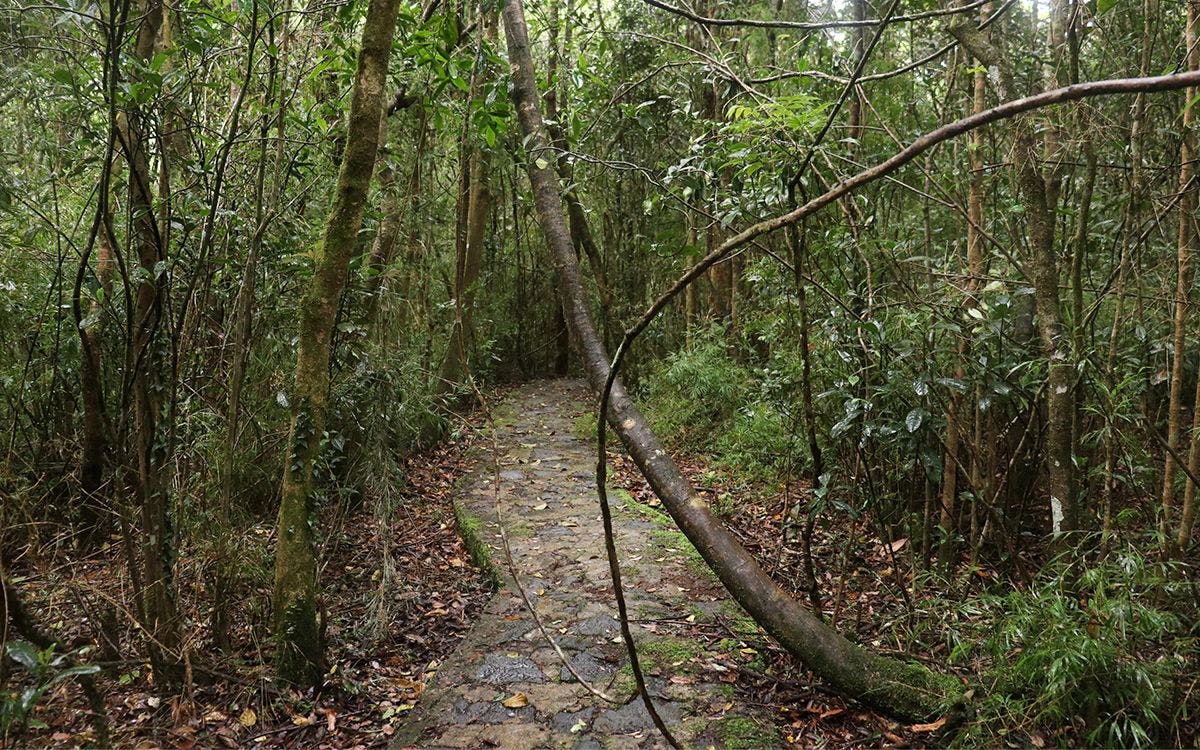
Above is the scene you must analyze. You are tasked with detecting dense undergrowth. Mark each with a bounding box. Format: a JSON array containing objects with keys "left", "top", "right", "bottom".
[{"left": 634, "top": 326, "right": 1200, "bottom": 748}]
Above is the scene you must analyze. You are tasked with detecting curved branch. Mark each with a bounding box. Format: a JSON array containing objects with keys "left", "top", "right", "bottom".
[
  {"left": 629, "top": 69, "right": 1200, "bottom": 344},
  {"left": 747, "top": 0, "right": 1017, "bottom": 86},
  {"left": 592, "top": 69, "right": 1200, "bottom": 720},
  {"left": 641, "top": 0, "right": 990, "bottom": 31}
]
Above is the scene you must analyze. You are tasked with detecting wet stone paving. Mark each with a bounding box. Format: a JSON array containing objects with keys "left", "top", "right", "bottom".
[{"left": 391, "top": 380, "right": 772, "bottom": 749}]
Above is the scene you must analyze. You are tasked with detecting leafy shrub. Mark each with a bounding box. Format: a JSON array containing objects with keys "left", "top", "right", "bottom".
[
  {"left": 642, "top": 326, "right": 751, "bottom": 449},
  {"left": 715, "top": 401, "right": 800, "bottom": 476},
  {"left": 641, "top": 326, "right": 807, "bottom": 480},
  {"left": 956, "top": 545, "right": 1196, "bottom": 748},
  {"left": 1, "top": 641, "right": 98, "bottom": 736}
]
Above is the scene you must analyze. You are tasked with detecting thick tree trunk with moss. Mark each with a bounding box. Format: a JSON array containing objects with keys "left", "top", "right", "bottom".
[
  {"left": 1017, "top": 132, "right": 1075, "bottom": 536},
  {"left": 272, "top": 0, "right": 400, "bottom": 686},
  {"left": 1007, "top": 0, "right": 1074, "bottom": 538},
  {"left": 501, "top": 0, "right": 960, "bottom": 722}
]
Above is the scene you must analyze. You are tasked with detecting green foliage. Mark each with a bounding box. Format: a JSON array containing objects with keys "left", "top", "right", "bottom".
[
  {"left": 955, "top": 546, "right": 1196, "bottom": 748},
  {"left": 715, "top": 401, "right": 797, "bottom": 478},
  {"left": 640, "top": 324, "right": 809, "bottom": 481},
  {"left": 1, "top": 641, "right": 98, "bottom": 736},
  {"left": 643, "top": 326, "right": 751, "bottom": 448}
]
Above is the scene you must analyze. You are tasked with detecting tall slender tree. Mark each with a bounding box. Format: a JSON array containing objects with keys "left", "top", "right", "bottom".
[
  {"left": 272, "top": 0, "right": 401, "bottom": 685},
  {"left": 121, "top": 0, "right": 183, "bottom": 690}
]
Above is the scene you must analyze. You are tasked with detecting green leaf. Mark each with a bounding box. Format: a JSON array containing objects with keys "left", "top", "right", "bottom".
[
  {"left": 6, "top": 640, "right": 41, "bottom": 671},
  {"left": 905, "top": 408, "right": 925, "bottom": 433},
  {"left": 534, "top": 157, "right": 549, "bottom": 170},
  {"left": 1184, "top": 91, "right": 1200, "bottom": 116},
  {"left": 49, "top": 664, "right": 101, "bottom": 687},
  {"left": 1097, "top": 0, "right": 1121, "bottom": 13}
]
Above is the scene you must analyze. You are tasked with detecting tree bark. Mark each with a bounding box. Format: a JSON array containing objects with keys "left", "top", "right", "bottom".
[
  {"left": 438, "top": 11, "right": 495, "bottom": 396},
  {"left": 1173, "top": 0, "right": 1200, "bottom": 554},
  {"left": 1016, "top": 129, "right": 1075, "bottom": 536},
  {"left": 501, "top": 0, "right": 960, "bottom": 722},
  {"left": 121, "top": 0, "right": 182, "bottom": 691},
  {"left": 272, "top": 0, "right": 400, "bottom": 686},
  {"left": 1002, "top": 0, "right": 1074, "bottom": 538},
  {"left": 939, "top": 6, "right": 988, "bottom": 563}
]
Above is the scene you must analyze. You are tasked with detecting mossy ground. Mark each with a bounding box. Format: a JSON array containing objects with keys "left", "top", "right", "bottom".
[
  {"left": 639, "top": 636, "right": 705, "bottom": 669},
  {"left": 716, "top": 715, "right": 776, "bottom": 749},
  {"left": 453, "top": 501, "right": 500, "bottom": 588}
]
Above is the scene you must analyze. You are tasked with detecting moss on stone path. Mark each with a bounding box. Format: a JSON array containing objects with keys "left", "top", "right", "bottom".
[{"left": 391, "top": 380, "right": 775, "bottom": 749}]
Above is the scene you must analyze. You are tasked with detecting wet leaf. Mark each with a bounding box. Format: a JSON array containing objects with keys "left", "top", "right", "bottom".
[{"left": 911, "top": 717, "right": 946, "bottom": 732}]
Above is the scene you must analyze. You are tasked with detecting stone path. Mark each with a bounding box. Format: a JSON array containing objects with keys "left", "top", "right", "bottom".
[{"left": 391, "top": 380, "right": 775, "bottom": 749}]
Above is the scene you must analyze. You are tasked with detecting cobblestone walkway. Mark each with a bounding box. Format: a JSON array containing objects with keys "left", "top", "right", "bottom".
[{"left": 391, "top": 380, "right": 771, "bottom": 749}]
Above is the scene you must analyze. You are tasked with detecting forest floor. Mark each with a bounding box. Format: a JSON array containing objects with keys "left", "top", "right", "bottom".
[
  {"left": 8, "top": 425, "right": 494, "bottom": 749},
  {"left": 8, "top": 378, "right": 952, "bottom": 749}
]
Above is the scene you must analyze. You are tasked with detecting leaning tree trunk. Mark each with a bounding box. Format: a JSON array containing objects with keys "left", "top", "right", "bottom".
[
  {"left": 500, "top": 0, "right": 960, "bottom": 722},
  {"left": 272, "top": 0, "right": 400, "bottom": 686}
]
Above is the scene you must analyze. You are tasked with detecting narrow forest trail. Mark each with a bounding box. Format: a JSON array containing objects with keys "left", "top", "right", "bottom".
[{"left": 392, "top": 380, "right": 769, "bottom": 749}]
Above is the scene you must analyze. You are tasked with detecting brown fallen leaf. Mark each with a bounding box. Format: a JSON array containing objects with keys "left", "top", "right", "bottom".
[
  {"left": 502, "top": 693, "right": 529, "bottom": 708},
  {"left": 911, "top": 716, "right": 946, "bottom": 732},
  {"left": 238, "top": 708, "right": 257, "bottom": 728}
]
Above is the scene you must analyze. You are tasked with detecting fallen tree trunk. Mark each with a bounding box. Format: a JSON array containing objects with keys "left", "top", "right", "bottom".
[
  {"left": 506, "top": 0, "right": 1200, "bottom": 719},
  {"left": 500, "top": 0, "right": 959, "bottom": 723}
]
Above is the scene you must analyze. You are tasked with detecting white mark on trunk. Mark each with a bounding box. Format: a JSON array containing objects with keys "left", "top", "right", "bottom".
[{"left": 1050, "top": 495, "right": 1063, "bottom": 535}]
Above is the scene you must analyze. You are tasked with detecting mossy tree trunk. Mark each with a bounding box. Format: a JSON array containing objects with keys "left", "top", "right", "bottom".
[{"left": 272, "top": 0, "right": 400, "bottom": 686}]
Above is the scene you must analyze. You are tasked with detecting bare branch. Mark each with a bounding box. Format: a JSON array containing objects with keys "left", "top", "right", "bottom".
[{"left": 640, "top": 0, "right": 990, "bottom": 31}]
